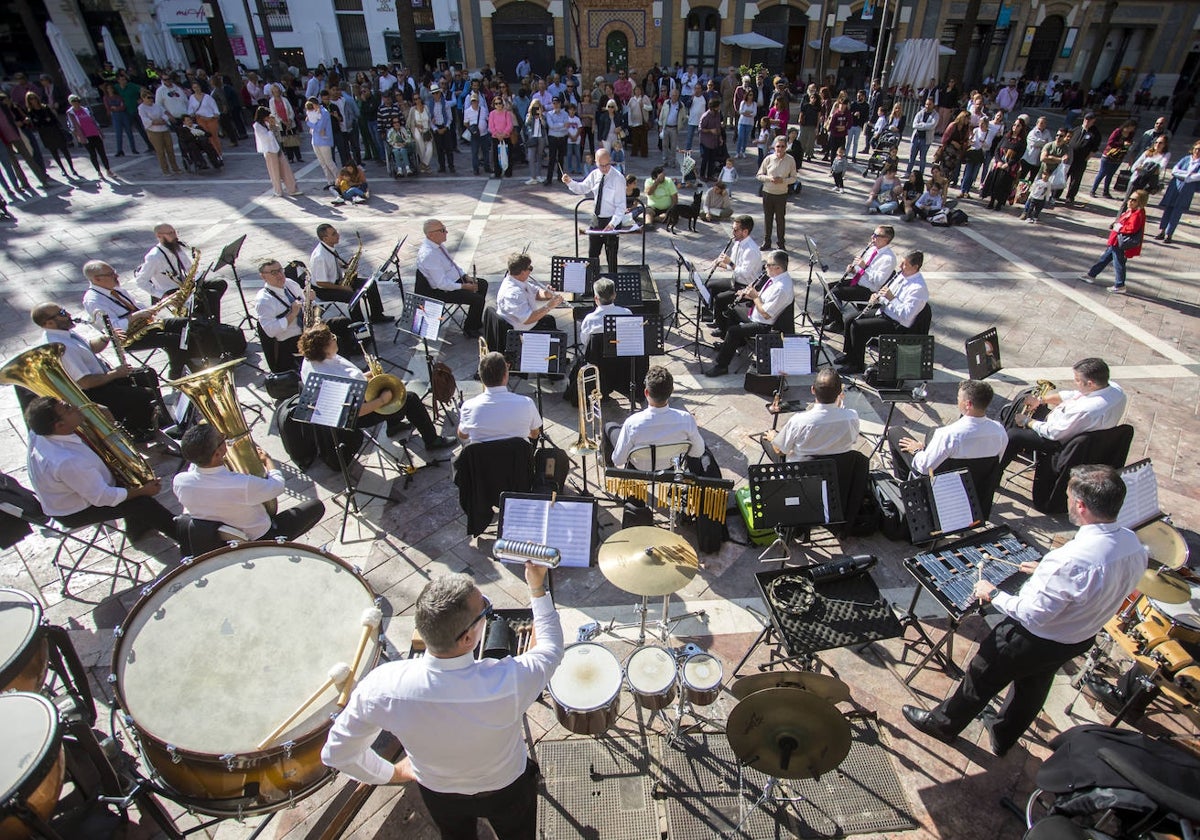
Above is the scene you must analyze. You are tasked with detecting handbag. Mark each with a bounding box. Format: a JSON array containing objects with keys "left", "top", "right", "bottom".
[
  {"left": 280, "top": 128, "right": 301, "bottom": 148},
  {"left": 1114, "top": 169, "right": 1132, "bottom": 192},
  {"left": 965, "top": 147, "right": 985, "bottom": 164},
  {"left": 422, "top": 129, "right": 433, "bottom": 142},
  {"left": 1049, "top": 164, "right": 1067, "bottom": 191},
  {"left": 497, "top": 140, "right": 509, "bottom": 170},
  {"left": 1116, "top": 229, "right": 1143, "bottom": 251}
]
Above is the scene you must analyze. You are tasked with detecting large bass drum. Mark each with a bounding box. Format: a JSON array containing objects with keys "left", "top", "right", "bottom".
[
  {"left": 111, "top": 542, "right": 380, "bottom": 817},
  {"left": 0, "top": 588, "right": 48, "bottom": 693}
]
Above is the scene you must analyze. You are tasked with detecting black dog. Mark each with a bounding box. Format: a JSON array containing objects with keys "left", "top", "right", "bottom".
[{"left": 666, "top": 188, "right": 702, "bottom": 233}]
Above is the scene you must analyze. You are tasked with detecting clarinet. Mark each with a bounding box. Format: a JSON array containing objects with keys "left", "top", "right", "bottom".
[
  {"left": 726, "top": 267, "right": 770, "bottom": 317},
  {"left": 858, "top": 270, "right": 902, "bottom": 319},
  {"left": 839, "top": 241, "right": 873, "bottom": 285},
  {"left": 703, "top": 234, "right": 735, "bottom": 285}
]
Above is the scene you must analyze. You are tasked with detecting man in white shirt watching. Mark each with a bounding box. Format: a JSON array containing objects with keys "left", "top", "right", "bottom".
[
  {"left": 1000, "top": 357, "right": 1127, "bottom": 471},
  {"left": 772, "top": 367, "right": 860, "bottom": 461},
  {"left": 903, "top": 465, "right": 1146, "bottom": 756},
  {"left": 414, "top": 218, "right": 488, "bottom": 338},
  {"left": 561, "top": 148, "right": 627, "bottom": 275},
  {"left": 706, "top": 249, "right": 795, "bottom": 377},
  {"left": 322, "top": 566, "right": 562, "bottom": 839},
  {"left": 458, "top": 352, "right": 542, "bottom": 444},
  {"left": 496, "top": 253, "right": 563, "bottom": 333},
  {"left": 173, "top": 423, "right": 326, "bottom": 542},
  {"left": 889, "top": 379, "right": 1007, "bottom": 479},
  {"left": 606, "top": 365, "right": 705, "bottom": 467}
]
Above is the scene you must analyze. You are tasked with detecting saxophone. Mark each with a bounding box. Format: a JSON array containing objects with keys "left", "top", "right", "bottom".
[
  {"left": 123, "top": 293, "right": 181, "bottom": 346},
  {"left": 338, "top": 232, "right": 363, "bottom": 288},
  {"left": 167, "top": 247, "right": 203, "bottom": 316}
]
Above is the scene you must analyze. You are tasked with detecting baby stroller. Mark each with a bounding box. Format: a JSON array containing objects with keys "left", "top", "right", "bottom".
[
  {"left": 863, "top": 129, "right": 901, "bottom": 177},
  {"left": 1022, "top": 724, "right": 1200, "bottom": 840},
  {"left": 173, "top": 123, "right": 222, "bottom": 173}
]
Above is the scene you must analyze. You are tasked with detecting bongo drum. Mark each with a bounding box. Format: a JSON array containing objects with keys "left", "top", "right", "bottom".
[
  {"left": 0, "top": 692, "right": 65, "bottom": 840},
  {"left": 624, "top": 645, "right": 678, "bottom": 710}
]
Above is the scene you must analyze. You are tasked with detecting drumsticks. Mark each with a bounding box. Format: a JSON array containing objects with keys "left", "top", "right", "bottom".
[
  {"left": 259, "top": 662, "right": 351, "bottom": 749},
  {"left": 338, "top": 607, "right": 384, "bottom": 708}
]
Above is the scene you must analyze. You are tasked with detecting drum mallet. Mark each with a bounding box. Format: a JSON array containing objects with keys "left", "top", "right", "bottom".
[
  {"left": 338, "top": 607, "right": 384, "bottom": 708},
  {"left": 258, "top": 662, "right": 351, "bottom": 749}
]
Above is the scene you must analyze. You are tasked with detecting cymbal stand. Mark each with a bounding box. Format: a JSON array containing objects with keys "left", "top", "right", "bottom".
[
  {"left": 601, "top": 592, "right": 707, "bottom": 646},
  {"left": 722, "top": 767, "right": 811, "bottom": 840}
]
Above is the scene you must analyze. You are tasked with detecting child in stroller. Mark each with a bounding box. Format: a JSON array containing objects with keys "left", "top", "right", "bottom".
[
  {"left": 863, "top": 128, "right": 902, "bottom": 177},
  {"left": 174, "top": 116, "right": 223, "bottom": 172}
]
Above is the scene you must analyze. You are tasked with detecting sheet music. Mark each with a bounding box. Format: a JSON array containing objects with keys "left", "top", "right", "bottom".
[
  {"left": 501, "top": 497, "right": 594, "bottom": 568},
  {"left": 178, "top": 319, "right": 190, "bottom": 351},
  {"left": 415, "top": 300, "right": 444, "bottom": 341},
  {"left": 780, "top": 336, "right": 812, "bottom": 375},
  {"left": 930, "top": 472, "right": 974, "bottom": 533},
  {"left": 563, "top": 262, "right": 588, "bottom": 294},
  {"left": 613, "top": 317, "right": 645, "bottom": 356},
  {"left": 1117, "top": 461, "right": 1160, "bottom": 529},
  {"left": 769, "top": 348, "right": 784, "bottom": 375},
  {"left": 311, "top": 380, "right": 351, "bottom": 428},
  {"left": 519, "top": 332, "right": 553, "bottom": 374},
  {"left": 821, "top": 480, "right": 829, "bottom": 524},
  {"left": 696, "top": 273, "right": 712, "bottom": 304}
]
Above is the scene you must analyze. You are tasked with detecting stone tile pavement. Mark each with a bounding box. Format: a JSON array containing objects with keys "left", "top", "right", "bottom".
[{"left": 0, "top": 128, "right": 1197, "bottom": 839}]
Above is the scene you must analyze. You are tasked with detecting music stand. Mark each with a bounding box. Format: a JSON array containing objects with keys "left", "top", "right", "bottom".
[
  {"left": 603, "top": 314, "right": 664, "bottom": 413},
  {"left": 378, "top": 236, "right": 406, "bottom": 289},
  {"left": 348, "top": 267, "right": 404, "bottom": 370},
  {"left": 965, "top": 327, "right": 1003, "bottom": 381},
  {"left": 862, "top": 334, "right": 934, "bottom": 461},
  {"left": 395, "top": 293, "right": 447, "bottom": 410},
  {"left": 292, "top": 372, "right": 401, "bottom": 542},
  {"left": 503, "top": 330, "right": 567, "bottom": 447},
  {"left": 899, "top": 469, "right": 984, "bottom": 544},
  {"left": 668, "top": 242, "right": 711, "bottom": 361},
  {"left": 213, "top": 234, "right": 252, "bottom": 331},
  {"left": 550, "top": 255, "right": 598, "bottom": 350},
  {"left": 747, "top": 461, "right": 843, "bottom": 565},
  {"left": 800, "top": 235, "right": 830, "bottom": 335}
]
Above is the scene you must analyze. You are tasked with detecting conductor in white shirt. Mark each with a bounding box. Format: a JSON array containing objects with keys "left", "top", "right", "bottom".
[
  {"left": 322, "top": 566, "right": 563, "bottom": 839},
  {"left": 903, "top": 465, "right": 1146, "bottom": 756},
  {"left": 889, "top": 379, "right": 1007, "bottom": 479},
  {"left": 561, "top": 147, "right": 626, "bottom": 275},
  {"left": 772, "top": 367, "right": 860, "bottom": 462}
]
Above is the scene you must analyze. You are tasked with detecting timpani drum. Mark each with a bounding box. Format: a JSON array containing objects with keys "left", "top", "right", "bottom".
[
  {"left": 110, "top": 542, "right": 380, "bottom": 817},
  {"left": 0, "top": 589, "right": 48, "bottom": 694},
  {"left": 0, "top": 693, "right": 65, "bottom": 840},
  {"left": 548, "top": 643, "right": 622, "bottom": 735},
  {"left": 681, "top": 652, "right": 724, "bottom": 706},
  {"left": 624, "top": 645, "right": 678, "bottom": 710},
  {"left": 1135, "top": 520, "right": 1190, "bottom": 570}
]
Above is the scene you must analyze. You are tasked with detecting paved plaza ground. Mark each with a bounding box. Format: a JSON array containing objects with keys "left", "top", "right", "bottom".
[{"left": 1, "top": 127, "right": 1198, "bottom": 840}]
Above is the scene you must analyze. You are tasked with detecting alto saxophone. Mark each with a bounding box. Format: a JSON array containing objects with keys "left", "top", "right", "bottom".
[
  {"left": 167, "top": 247, "right": 203, "bottom": 317},
  {"left": 123, "top": 292, "right": 181, "bottom": 346},
  {"left": 339, "top": 232, "right": 363, "bottom": 288}
]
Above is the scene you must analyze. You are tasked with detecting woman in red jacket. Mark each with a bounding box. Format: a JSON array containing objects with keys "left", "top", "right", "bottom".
[{"left": 1081, "top": 189, "right": 1148, "bottom": 293}]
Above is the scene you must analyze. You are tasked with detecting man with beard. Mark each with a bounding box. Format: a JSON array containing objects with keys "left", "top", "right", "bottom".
[{"left": 133, "top": 223, "right": 227, "bottom": 320}]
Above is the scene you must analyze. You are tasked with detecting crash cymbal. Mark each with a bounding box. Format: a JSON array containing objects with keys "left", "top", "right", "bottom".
[
  {"left": 730, "top": 672, "right": 851, "bottom": 705},
  {"left": 1138, "top": 568, "right": 1192, "bottom": 605},
  {"left": 598, "top": 526, "right": 698, "bottom": 597},
  {"left": 726, "top": 687, "right": 851, "bottom": 780}
]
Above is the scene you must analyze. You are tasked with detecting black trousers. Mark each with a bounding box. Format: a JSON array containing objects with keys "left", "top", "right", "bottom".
[
  {"left": 433, "top": 128, "right": 456, "bottom": 171},
  {"left": 545, "top": 136, "right": 567, "bottom": 182},
  {"left": 1065, "top": 159, "right": 1089, "bottom": 202},
  {"left": 426, "top": 278, "right": 489, "bottom": 332},
  {"left": 361, "top": 392, "right": 439, "bottom": 442},
  {"left": 886, "top": 426, "right": 937, "bottom": 480},
  {"left": 128, "top": 318, "right": 218, "bottom": 380},
  {"left": 588, "top": 215, "right": 620, "bottom": 275},
  {"left": 761, "top": 191, "right": 788, "bottom": 248},
  {"left": 1000, "top": 426, "right": 1062, "bottom": 471},
  {"left": 715, "top": 309, "right": 771, "bottom": 368},
  {"left": 56, "top": 495, "right": 177, "bottom": 544},
  {"left": 332, "top": 130, "right": 353, "bottom": 167},
  {"left": 315, "top": 280, "right": 385, "bottom": 321},
  {"left": 417, "top": 758, "right": 539, "bottom": 840},
  {"left": 86, "top": 378, "right": 158, "bottom": 435},
  {"left": 823, "top": 282, "right": 871, "bottom": 328},
  {"left": 935, "top": 618, "right": 1093, "bottom": 753},
  {"left": 262, "top": 498, "right": 326, "bottom": 541},
  {"left": 842, "top": 312, "right": 900, "bottom": 367}
]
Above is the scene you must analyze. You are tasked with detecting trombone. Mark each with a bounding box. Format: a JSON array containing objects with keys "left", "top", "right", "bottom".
[{"left": 569, "top": 363, "right": 604, "bottom": 490}]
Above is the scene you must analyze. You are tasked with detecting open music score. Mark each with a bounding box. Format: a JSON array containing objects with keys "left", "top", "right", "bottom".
[
  {"left": 399, "top": 293, "right": 446, "bottom": 343},
  {"left": 498, "top": 493, "right": 597, "bottom": 569},
  {"left": 904, "top": 527, "right": 1036, "bottom": 618},
  {"left": 602, "top": 314, "right": 664, "bottom": 358},
  {"left": 929, "top": 473, "right": 974, "bottom": 534},
  {"left": 754, "top": 333, "right": 817, "bottom": 377},
  {"left": 503, "top": 330, "right": 567, "bottom": 376},
  {"left": 614, "top": 318, "right": 644, "bottom": 356},
  {"left": 293, "top": 373, "right": 363, "bottom": 430},
  {"left": 1116, "top": 459, "right": 1160, "bottom": 531},
  {"left": 519, "top": 332, "right": 552, "bottom": 373},
  {"left": 550, "top": 255, "right": 598, "bottom": 298},
  {"left": 899, "top": 468, "right": 983, "bottom": 543}
]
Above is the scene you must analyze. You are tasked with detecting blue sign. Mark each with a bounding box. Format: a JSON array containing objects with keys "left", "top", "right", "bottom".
[{"left": 997, "top": 4, "right": 1012, "bottom": 27}]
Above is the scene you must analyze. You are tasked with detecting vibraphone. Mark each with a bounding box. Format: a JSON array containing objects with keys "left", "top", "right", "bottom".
[
  {"left": 605, "top": 467, "right": 732, "bottom": 524},
  {"left": 899, "top": 526, "right": 1035, "bottom": 683}
]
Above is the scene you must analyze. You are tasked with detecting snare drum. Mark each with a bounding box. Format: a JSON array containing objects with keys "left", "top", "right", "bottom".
[
  {"left": 1136, "top": 520, "right": 1190, "bottom": 570},
  {"left": 548, "top": 643, "right": 622, "bottom": 735},
  {"left": 111, "top": 542, "right": 380, "bottom": 817},
  {"left": 0, "top": 589, "right": 48, "bottom": 693},
  {"left": 681, "top": 653, "right": 724, "bottom": 706},
  {"left": 0, "top": 692, "right": 65, "bottom": 840},
  {"left": 625, "top": 646, "right": 678, "bottom": 710}
]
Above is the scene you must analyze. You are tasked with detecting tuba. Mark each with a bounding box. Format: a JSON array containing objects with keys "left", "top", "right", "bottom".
[
  {"left": 339, "top": 232, "right": 363, "bottom": 288},
  {"left": 167, "top": 358, "right": 277, "bottom": 514},
  {"left": 0, "top": 344, "right": 155, "bottom": 488},
  {"left": 570, "top": 364, "right": 604, "bottom": 485},
  {"left": 362, "top": 351, "right": 407, "bottom": 415}
]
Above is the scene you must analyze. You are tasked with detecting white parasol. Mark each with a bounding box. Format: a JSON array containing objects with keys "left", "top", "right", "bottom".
[
  {"left": 45, "top": 21, "right": 94, "bottom": 99},
  {"left": 159, "top": 20, "right": 188, "bottom": 70},
  {"left": 101, "top": 26, "right": 126, "bottom": 70},
  {"left": 138, "top": 23, "right": 167, "bottom": 66}
]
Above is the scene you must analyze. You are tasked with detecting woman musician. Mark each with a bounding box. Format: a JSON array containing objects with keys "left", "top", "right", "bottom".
[{"left": 822, "top": 224, "right": 897, "bottom": 333}]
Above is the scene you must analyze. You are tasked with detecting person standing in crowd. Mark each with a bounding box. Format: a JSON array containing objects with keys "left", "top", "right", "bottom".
[
  {"left": 1091, "top": 119, "right": 1137, "bottom": 199},
  {"left": 267, "top": 83, "right": 302, "bottom": 165},
  {"left": 25, "top": 92, "right": 79, "bottom": 179},
  {"left": 252, "top": 107, "right": 300, "bottom": 198},
  {"left": 187, "top": 81, "right": 223, "bottom": 160},
  {"left": 756, "top": 136, "right": 798, "bottom": 251},
  {"left": 65, "top": 95, "right": 114, "bottom": 179},
  {"left": 101, "top": 82, "right": 139, "bottom": 159},
  {"left": 304, "top": 98, "right": 339, "bottom": 185},
  {"left": 1154, "top": 139, "right": 1200, "bottom": 243},
  {"left": 138, "top": 89, "right": 181, "bottom": 176},
  {"left": 1064, "top": 112, "right": 1101, "bottom": 205},
  {"left": 1080, "top": 190, "right": 1147, "bottom": 293}
]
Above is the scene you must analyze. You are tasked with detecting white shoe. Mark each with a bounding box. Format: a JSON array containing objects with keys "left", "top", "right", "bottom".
[
  {"left": 525, "top": 178, "right": 539, "bottom": 185},
  {"left": 352, "top": 195, "right": 366, "bottom": 204}
]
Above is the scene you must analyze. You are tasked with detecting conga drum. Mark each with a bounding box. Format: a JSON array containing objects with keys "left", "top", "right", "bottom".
[
  {"left": 0, "top": 692, "right": 65, "bottom": 840},
  {"left": 0, "top": 589, "right": 48, "bottom": 693},
  {"left": 111, "top": 542, "right": 380, "bottom": 816}
]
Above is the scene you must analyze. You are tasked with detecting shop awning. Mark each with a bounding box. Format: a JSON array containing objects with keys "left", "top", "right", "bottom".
[
  {"left": 168, "top": 22, "right": 235, "bottom": 35},
  {"left": 721, "top": 32, "right": 785, "bottom": 50}
]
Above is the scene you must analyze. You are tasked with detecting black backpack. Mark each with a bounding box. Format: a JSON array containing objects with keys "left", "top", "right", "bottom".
[
  {"left": 869, "top": 471, "right": 908, "bottom": 541},
  {"left": 275, "top": 396, "right": 318, "bottom": 470},
  {"left": 533, "top": 446, "right": 570, "bottom": 494}
]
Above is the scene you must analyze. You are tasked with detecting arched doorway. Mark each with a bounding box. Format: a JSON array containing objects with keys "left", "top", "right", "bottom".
[
  {"left": 605, "top": 30, "right": 628, "bottom": 73},
  {"left": 1025, "top": 15, "right": 1064, "bottom": 81},
  {"left": 492, "top": 2, "right": 554, "bottom": 80},
  {"left": 684, "top": 7, "right": 720, "bottom": 80},
  {"left": 753, "top": 6, "right": 808, "bottom": 81}
]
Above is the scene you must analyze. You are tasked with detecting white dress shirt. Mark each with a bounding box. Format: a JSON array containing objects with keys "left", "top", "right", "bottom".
[
  {"left": 415, "top": 238, "right": 467, "bottom": 292},
  {"left": 255, "top": 280, "right": 304, "bottom": 341},
  {"left": 1031, "top": 384, "right": 1126, "bottom": 442},
  {"left": 134, "top": 244, "right": 191, "bottom": 298},
  {"left": 991, "top": 522, "right": 1146, "bottom": 644},
  {"left": 749, "top": 272, "right": 795, "bottom": 325},
  {"left": 309, "top": 241, "right": 345, "bottom": 286},
  {"left": 851, "top": 245, "right": 896, "bottom": 292},
  {"left": 497, "top": 274, "right": 548, "bottom": 332},
  {"left": 910, "top": 414, "right": 1007, "bottom": 475},
  {"left": 42, "top": 327, "right": 107, "bottom": 381},
  {"left": 580, "top": 302, "right": 632, "bottom": 344},
  {"left": 880, "top": 271, "right": 929, "bottom": 328},
  {"left": 322, "top": 593, "right": 563, "bottom": 792},
  {"left": 173, "top": 464, "right": 283, "bottom": 540},
  {"left": 82, "top": 283, "right": 143, "bottom": 332},
  {"left": 612, "top": 405, "right": 705, "bottom": 468},
  {"left": 728, "top": 237, "right": 763, "bottom": 288},
  {"left": 774, "top": 403, "right": 860, "bottom": 461},
  {"left": 301, "top": 354, "right": 366, "bottom": 385},
  {"left": 28, "top": 433, "right": 127, "bottom": 516},
  {"left": 565, "top": 166, "right": 626, "bottom": 218},
  {"left": 459, "top": 386, "right": 541, "bottom": 443}
]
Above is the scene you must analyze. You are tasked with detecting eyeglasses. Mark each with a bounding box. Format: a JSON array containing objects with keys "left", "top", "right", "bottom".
[
  {"left": 56, "top": 308, "right": 70, "bottom": 317},
  {"left": 455, "top": 596, "right": 493, "bottom": 641},
  {"left": 870, "top": 232, "right": 885, "bottom": 238},
  {"left": 432, "top": 227, "right": 448, "bottom": 234}
]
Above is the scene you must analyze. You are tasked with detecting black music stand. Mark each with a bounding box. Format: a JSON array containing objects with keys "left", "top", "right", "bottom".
[
  {"left": 293, "top": 372, "right": 401, "bottom": 542},
  {"left": 572, "top": 197, "right": 648, "bottom": 268},
  {"left": 550, "top": 255, "right": 598, "bottom": 350},
  {"left": 858, "top": 334, "right": 935, "bottom": 462},
  {"left": 668, "top": 242, "right": 712, "bottom": 360},
  {"left": 799, "top": 235, "right": 830, "bottom": 336},
  {"left": 750, "top": 334, "right": 818, "bottom": 456},
  {"left": 747, "top": 461, "right": 843, "bottom": 565},
  {"left": 965, "top": 327, "right": 1003, "bottom": 381},
  {"left": 396, "top": 293, "right": 448, "bottom": 413},
  {"left": 503, "top": 330, "right": 567, "bottom": 447},
  {"left": 602, "top": 314, "right": 664, "bottom": 413},
  {"left": 213, "top": 234, "right": 252, "bottom": 331},
  {"left": 900, "top": 469, "right": 984, "bottom": 545},
  {"left": 377, "top": 236, "right": 406, "bottom": 290}
]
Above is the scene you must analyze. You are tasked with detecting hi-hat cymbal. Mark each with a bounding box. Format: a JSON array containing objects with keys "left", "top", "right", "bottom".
[
  {"left": 597, "top": 526, "right": 699, "bottom": 597},
  {"left": 730, "top": 672, "right": 851, "bottom": 705},
  {"left": 726, "top": 687, "right": 852, "bottom": 780},
  {"left": 1138, "top": 568, "right": 1192, "bottom": 605}
]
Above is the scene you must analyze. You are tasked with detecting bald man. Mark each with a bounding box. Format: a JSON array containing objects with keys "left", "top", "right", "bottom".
[
  {"left": 132, "top": 223, "right": 227, "bottom": 319},
  {"left": 562, "top": 148, "right": 627, "bottom": 275},
  {"left": 414, "top": 218, "right": 489, "bottom": 338}
]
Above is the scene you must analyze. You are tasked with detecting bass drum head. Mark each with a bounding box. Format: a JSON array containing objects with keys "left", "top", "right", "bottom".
[
  {"left": 113, "top": 542, "right": 378, "bottom": 756},
  {"left": 0, "top": 588, "right": 45, "bottom": 692},
  {"left": 549, "top": 642, "right": 622, "bottom": 713},
  {"left": 0, "top": 692, "right": 64, "bottom": 838}
]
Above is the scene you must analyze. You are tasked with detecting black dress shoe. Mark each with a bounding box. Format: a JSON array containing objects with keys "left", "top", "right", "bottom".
[
  {"left": 423, "top": 435, "right": 456, "bottom": 451},
  {"left": 704, "top": 365, "right": 729, "bottom": 377},
  {"left": 370, "top": 314, "right": 395, "bottom": 324},
  {"left": 711, "top": 328, "right": 727, "bottom": 339},
  {"left": 980, "top": 715, "right": 1011, "bottom": 757},
  {"left": 902, "top": 705, "right": 956, "bottom": 744},
  {"left": 712, "top": 341, "right": 726, "bottom": 352},
  {"left": 463, "top": 327, "right": 482, "bottom": 339},
  {"left": 832, "top": 352, "right": 848, "bottom": 364}
]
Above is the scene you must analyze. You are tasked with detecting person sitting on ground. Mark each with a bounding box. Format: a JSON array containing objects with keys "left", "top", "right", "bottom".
[
  {"left": 702, "top": 181, "right": 733, "bottom": 221},
  {"left": 333, "top": 163, "right": 369, "bottom": 205},
  {"left": 643, "top": 165, "right": 678, "bottom": 226},
  {"left": 914, "top": 181, "right": 945, "bottom": 220}
]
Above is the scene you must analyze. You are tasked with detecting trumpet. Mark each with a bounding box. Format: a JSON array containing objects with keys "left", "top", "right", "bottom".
[
  {"left": 570, "top": 364, "right": 604, "bottom": 486},
  {"left": 363, "top": 350, "right": 407, "bottom": 415},
  {"left": 1014, "top": 379, "right": 1055, "bottom": 427}
]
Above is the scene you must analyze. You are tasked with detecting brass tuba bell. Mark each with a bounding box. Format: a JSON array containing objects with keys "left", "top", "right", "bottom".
[{"left": 0, "top": 344, "right": 155, "bottom": 488}]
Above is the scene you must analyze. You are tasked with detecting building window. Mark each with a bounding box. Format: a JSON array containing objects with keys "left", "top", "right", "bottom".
[
  {"left": 262, "top": 0, "right": 291, "bottom": 32},
  {"left": 684, "top": 9, "right": 720, "bottom": 80},
  {"left": 605, "top": 30, "right": 628, "bottom": 73}
]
